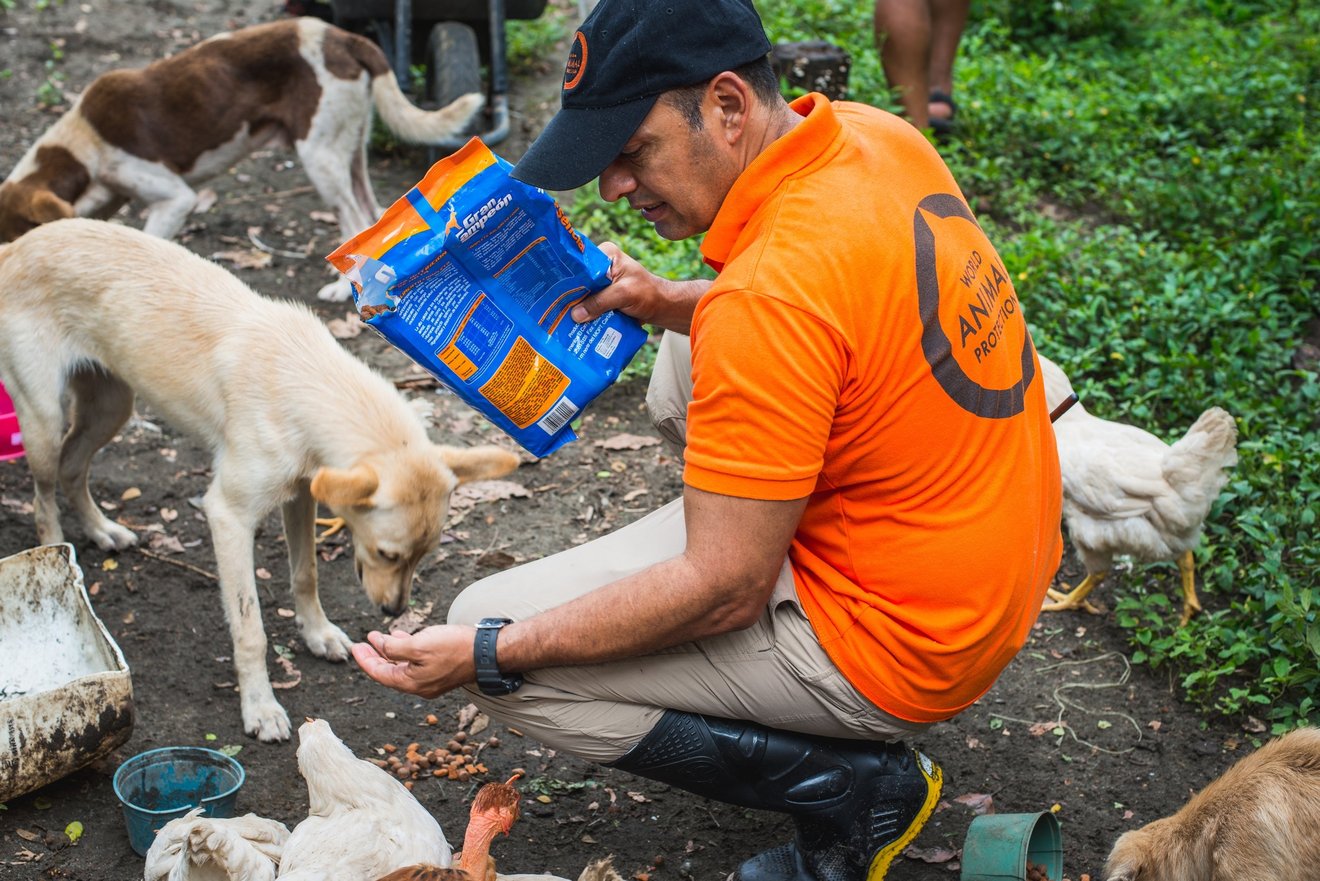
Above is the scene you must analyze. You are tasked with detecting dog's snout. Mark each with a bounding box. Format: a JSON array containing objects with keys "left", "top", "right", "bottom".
[{"left": 380, "top": 600, "right": 406, "bottom": 617}]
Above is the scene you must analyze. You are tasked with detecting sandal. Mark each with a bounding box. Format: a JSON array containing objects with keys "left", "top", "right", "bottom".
[{"left": 928, "top": 90, "right": 958, "bottom": 137}]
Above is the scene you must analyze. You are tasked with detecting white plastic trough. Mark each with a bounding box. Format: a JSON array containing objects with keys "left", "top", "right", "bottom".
[{"left": 0, "top": 543, "right": 134, "bottom": 802}]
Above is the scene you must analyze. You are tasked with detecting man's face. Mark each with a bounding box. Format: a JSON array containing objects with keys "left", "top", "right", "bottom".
[{"left": 597, "top": 95, "right": 739, "bottom": 240}]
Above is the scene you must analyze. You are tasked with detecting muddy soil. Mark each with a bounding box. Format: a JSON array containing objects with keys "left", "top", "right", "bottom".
[{"left": 0, "top": 3, "right": 1257, "bottom": 880}]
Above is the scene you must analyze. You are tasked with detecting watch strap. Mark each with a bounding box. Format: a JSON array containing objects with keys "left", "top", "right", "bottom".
[{"left": 474, "top": 617, "right": 524, "bottom": 696}]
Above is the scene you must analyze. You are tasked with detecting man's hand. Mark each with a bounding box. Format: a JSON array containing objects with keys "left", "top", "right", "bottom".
[
  {"left": 351, "top": 625, "right": 477, "bottom": 699},
  {"left": 571, "top": 241, "right": 709, "bottom": 334}
]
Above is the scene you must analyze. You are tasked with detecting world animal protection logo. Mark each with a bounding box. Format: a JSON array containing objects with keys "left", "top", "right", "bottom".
[
  {"left": 913, "top": 193, "right": 1036, "bottom": 419},
  {"left": 564, "top": 31, "right": 588, "bottom": 91}
]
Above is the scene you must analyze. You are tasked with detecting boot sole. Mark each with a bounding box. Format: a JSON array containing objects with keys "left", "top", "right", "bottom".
[{"left": 864, "top": 753, "right": 943, "bottom": 881}]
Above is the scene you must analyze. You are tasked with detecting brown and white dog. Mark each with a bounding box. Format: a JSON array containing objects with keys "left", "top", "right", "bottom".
[
  {"left": 0, "top": 219, "right": 520, "bottom": 741},
  {"left": 1105, "top": 726, "right": 1320, "bottom": 881},
  {"left": 0, "top": 17, "right": 482, "bottom": 301}
]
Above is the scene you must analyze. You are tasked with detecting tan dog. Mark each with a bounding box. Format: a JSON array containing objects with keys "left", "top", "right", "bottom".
[
  {"left": 1105, "top": 726, "right": 1320, "bottom": 881},
  {"left": 0, "top": 219, "right": 519, "bottom": 741},
  {"left": 0, "top": 17, "right": 482, "bottom": 301}
]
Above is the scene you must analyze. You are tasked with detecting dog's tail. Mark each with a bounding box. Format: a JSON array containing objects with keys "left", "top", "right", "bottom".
[
  {"left": 370, "top": 72, "right": 485, "bottom": 145},
  {"left": 329, "top": 22, "right": 484, "bottom": 145}
]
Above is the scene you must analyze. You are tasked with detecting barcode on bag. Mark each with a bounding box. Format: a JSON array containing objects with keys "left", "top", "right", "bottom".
[{"left": 537, "top": 396, "right": 579, "bottom": 435}]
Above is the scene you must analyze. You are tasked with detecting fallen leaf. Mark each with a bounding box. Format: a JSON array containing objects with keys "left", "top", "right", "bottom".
[
  {"left": 192, "top": 188, "right": 218, "bottom": 214},
  {"left": 219, "top": 745, "right": 243, "bottom": 758},
  {"left": 102, "top": 559, "right": 119, "bottom": 572},
  {"left": 468, "top": 712, "right": 490, "bottom": 736},
  {"left": 1, "top": 496, "right": 34, "bottom": 515},
  {"left": 211, "top": 248, "right": 273, "bottom": 270},
  {"left": 458, "top": 703, "right": 480, "bottom": 729},
  {"left": 1148, "top": 720, "right": 1162, "bottom": 731},
  {"left": 121, "top": 487, "right": 142, "bottom": 501},
  {"left": 147, "top": 532, "right": 185, "bottom": 554},
  {"left": 622, "top": 488, "right": 649, "bottom": 503},
  {"left": 627, "top": 791, "right": 651, "bottom": 803},
  {"left": 903, "top": 844, "right": 958, "bottom": 864},
  {"left": 953, "top": 792, "right": 994, "bottom": 815},
  {"left": 1243, "top": 716, "right": 1267, "bottom": 734},
  {"left": 272, "top": 655, "right": 301, "bottom": 689},
  {"left": 15, "top": 829, "right": 39, "bottom": 842},
  {"left": 386, "top": 601, "right": 434, "bottom": 635},
  {"left": 477, "top": 550, "right": 518, "bottom": 570},
  {"left": 64, "top": 821, "right": 83, "bottom": 844},
  {"left": 450, "top": 480, "right": 530, "bottom": 511},
  {"left": 13, "top": 848, "right": 41, "bottom": 863},
  {"left": 536, "top": 794, "right": 552, "bottom": 804},
  {"left": 594, "top": 433, "right": 662, "bottom": 451},
  {"left": 1028, "top": 721, "right": 1056, "bottom": 737},
  {"left": 88, "top": 582, "right": 101, "bottom": 596},
  {"left": 33, "top": 797, "right": 52, "bottom": 810}
]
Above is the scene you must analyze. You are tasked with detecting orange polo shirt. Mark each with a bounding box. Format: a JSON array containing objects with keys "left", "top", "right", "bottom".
[{"left": 684, "top": 94, "right": 1063, "bottom": 723}]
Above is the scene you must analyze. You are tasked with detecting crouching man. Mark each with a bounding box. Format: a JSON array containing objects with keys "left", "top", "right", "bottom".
[{"left": 353, "top": 1, "right": 1063, "bottom": 879}]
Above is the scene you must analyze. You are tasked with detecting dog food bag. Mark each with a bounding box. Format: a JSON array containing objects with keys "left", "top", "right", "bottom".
[{"left": 328, "top": 138, "right": 646, "bottom": 458}]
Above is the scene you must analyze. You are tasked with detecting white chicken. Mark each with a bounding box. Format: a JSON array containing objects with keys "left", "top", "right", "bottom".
[
  {"left": 277, "top": 718, "right": 453, "bottom": 880},
  {"left": 1038, "top": 354, "right": 1238, "bottom": 626},
  {"left": 145, "top": 809, "right": 289, "bottom": 881}
]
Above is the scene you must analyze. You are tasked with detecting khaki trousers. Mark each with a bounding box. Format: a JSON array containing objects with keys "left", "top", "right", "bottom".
[{"left": 448, "top": 332, "right": 927, "bottom": 763}]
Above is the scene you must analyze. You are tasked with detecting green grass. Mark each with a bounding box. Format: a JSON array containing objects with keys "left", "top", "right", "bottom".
[{"left": 569, "top": 0, "right": 1319, "bottom": 730}]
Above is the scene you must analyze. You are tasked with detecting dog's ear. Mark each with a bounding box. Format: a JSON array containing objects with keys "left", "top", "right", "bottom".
[
  {"left": 310, "top": 464, "right": 379, "bottom": 507},
  {"left": 27, "top": 189, "right": 75, "bottom": 225},
  {"left": 439, "top": 445, "right": 521, "bottom": 485}
]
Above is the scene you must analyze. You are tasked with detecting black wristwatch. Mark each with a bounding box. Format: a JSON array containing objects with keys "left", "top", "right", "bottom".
[{"left": 473, "top": 617, "right": 524, "bottom": 696}]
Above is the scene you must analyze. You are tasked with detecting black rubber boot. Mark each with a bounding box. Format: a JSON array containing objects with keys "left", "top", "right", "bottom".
[{"left": 610, "top": 711, "right": 942, "bottom": 881}]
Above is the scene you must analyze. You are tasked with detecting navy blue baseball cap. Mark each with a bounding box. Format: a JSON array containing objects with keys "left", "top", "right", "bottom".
[{"left": 510, "top": 0, "right": 773, "bottom": 191}]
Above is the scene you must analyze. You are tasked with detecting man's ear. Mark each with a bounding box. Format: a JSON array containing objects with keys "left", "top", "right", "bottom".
[
  {"left": 28, "top": 189, "right": 76, "bottom": 225},
  {"left": 709, "top": 70, "right": 753, "bottom": 143},
  {"left": 439, "top": 445, "right": 521, "bottom": 485},
  {"left": 310, "top": 464, "right": 379, "bottom": 507}
]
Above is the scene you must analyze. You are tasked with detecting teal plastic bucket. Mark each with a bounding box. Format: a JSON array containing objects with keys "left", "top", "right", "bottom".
[
  {"left": 961, "top": 811, "right": 1063, "bottom": 881},
  {"left": 111, "top": 746, "right": 245, "bottom": 856}
]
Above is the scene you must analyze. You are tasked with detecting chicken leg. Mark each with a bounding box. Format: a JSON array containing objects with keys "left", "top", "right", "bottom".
[
  {"left": 315, "top": 517, "right": 345, "bottom": 540},
  {"left": 1177, "top": 549, "right": 1202, "bottom": 626},
  {"left": 1042, "top": 571, "right": 1108, "bottom": 615}
]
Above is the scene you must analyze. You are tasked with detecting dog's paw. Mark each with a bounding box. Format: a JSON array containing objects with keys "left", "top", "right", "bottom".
[
  {"left": 302, "top": 622, "right": 353, "bottom": 662},
  {"left": 242, "top": 694, "right": 292, "bottom": 742},
  {"left": 316, "top": 276, "right": 354, "bottom": 302},
  {"left": 90, "top": 521, "right": 139, "bottom": 552}
]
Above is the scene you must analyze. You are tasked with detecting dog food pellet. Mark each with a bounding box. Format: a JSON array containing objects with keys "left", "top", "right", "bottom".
[{"left": 1026, "top": 862, "right": 1050, "bottom": 881}]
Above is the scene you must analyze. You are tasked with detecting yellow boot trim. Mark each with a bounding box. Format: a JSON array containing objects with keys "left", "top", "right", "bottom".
[{"left": 865, "top": 753, "right": 944, "bottom": 881}]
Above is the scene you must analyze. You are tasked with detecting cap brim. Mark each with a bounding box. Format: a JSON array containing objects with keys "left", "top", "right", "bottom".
[{"left": 510, "top": 95, "right": 658, "bottom": 192}]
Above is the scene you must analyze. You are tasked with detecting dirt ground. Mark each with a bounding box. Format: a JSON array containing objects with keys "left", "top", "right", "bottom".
[{"left": 0, "top": 2, "right": 1261, "bottom": 880}]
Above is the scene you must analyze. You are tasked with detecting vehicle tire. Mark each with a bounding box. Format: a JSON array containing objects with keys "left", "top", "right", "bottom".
[{"left": 428, "top": 21, "right": 483, "bottom": 109}]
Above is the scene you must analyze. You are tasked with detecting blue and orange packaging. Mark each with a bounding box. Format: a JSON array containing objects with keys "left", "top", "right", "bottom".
[{"left": 328, "top": 138, "right": 646, "bottom": 458}]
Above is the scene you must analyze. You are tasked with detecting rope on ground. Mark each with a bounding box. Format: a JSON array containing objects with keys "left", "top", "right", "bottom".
[{"left": 990, "top": 651, "right": 1144, "bottom": 756}]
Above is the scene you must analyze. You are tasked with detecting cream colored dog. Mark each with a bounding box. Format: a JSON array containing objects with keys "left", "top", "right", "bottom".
[
  {"left": 1105, "top": 726, "right": 1320, "bottom": 881},
  {"left": 0, "top": 219, "right": 519, "bottom": 742}
]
